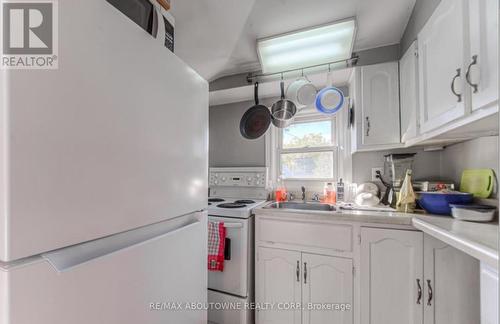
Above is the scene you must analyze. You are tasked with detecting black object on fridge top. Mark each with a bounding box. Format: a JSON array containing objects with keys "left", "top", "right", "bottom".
[{"left": 163, "top": 16, "right": 174, "bottom": 52}]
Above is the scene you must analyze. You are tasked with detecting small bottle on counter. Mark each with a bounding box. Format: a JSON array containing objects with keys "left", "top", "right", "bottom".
[
  {"left": 324, "top": 182, "right": 336, "bottom": 204},
  {"left": 336, "top": 178, "right": 345, "bottom": 202},
  {"left": 275, "top": 177, "right": 287, "bottom": 202},
  {"left": 396, "top": 169, "right": 416, "bottom": 213}
]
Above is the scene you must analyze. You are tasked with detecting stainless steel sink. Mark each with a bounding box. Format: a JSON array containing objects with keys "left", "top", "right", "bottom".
[{"left": 264, "top": 201, "right": 336, "bottom": 212}]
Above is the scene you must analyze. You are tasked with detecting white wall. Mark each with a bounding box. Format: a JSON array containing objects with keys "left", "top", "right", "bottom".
[
  {"left": 352, "top": 148, "right": 443, "bottom": 190},
  {"left": 440, "top": 136, "right": 499, "bottom": 197}
]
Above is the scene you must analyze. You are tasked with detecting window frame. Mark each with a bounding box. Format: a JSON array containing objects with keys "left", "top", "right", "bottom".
[{"left": 274, "top": 111, "right": 339, "bottom": 182}]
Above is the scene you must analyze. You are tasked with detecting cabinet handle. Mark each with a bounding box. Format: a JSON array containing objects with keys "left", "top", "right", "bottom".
[
  {"left": 450, "top": 68, "right": 462, "bottom": 102},
  {"left": 303, "top": 262, "right": 307, "bottom": 284},
  {"left": 465, "top": 55, "right": 479, "bottom": 93},
  {"left": 296, "top": 261, "right": 300, "bottom": 282},
  {"left": 416, "top": 279, "right": 422, "bottom": 304},
  {"left": 365, "top": 117, "right": 371, "bottom": 136},
  {"left": 427, "top": 279, "right": 433, "bottom": 306}
]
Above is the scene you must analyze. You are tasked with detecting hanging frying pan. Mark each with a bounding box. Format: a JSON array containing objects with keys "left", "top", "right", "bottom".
[{"left": 240, "top": 82, "right": 271, "bottom": 139}]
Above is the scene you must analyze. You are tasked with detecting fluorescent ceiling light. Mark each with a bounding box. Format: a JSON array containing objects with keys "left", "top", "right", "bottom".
[{"left": 257, "top": 18, "right": 357, "bottom": 74}]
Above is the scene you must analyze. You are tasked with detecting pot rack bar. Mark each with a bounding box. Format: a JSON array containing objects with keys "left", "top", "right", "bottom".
[{"left": 246, "top": 56, "right": 359, "bottom": 83}]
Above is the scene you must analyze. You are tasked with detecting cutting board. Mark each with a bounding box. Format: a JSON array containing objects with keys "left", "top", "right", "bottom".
[{"left": 459, "top": 169, "right": 495, "bottom": 198}]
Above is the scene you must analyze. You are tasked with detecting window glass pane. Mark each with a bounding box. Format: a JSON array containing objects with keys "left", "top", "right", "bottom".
[
  {"left": 283, "top": 120, "right": 332, "bottom": 149},
  {"left": 281, "top": 151, "right": 334, "bottom": 179}
]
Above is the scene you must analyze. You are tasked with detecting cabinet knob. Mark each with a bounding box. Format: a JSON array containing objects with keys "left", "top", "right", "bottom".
[
  {"left": 465, "top": 55, "right": 479, "bottom": 93},
  {"left": 365, "top": 116, "right": 371, "bottom": 137},
  {"left": 450, "top": 68, "right": 462, "bottom": 102},
  {"left": 416, "top": 279, "right": 422, "bottom": 304},
  {"left": 427, "top": 279, "right": 433, "bottom": 306},
  {"left": 296, "top": 261, "right": 300, "bottom": 282},
  {"left": 303, "top": 262, "right": 308, "bottom": 284}
]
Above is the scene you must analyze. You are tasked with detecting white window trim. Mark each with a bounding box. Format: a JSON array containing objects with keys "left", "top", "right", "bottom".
[{"left": 266, "top": 110, "right": 339, "bottom": 186}]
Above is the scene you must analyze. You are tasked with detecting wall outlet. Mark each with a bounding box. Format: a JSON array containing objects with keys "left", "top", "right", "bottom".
[{"left": 371, "top": 167, "right": 384, "bottom": 181}]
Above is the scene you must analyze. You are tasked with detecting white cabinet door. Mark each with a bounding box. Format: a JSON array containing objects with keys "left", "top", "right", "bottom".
[
  {"left": 423, "top": 235, "right": 480, "bottom": 324},
  {"left": 360, "top": 62, "right": 401, "bottom": 146},
  {"left": 480, "top": 263, "right": 499, "bottom": 324},
  {"left": 360, "top": 228, "right": 423, "bottom": 324},
  {"left": 467, "top": 0, "right": 499, "bottom": 111},
  {"left": 256, "top": 247, "right": 302, "bottom": 324},
  {"left": 302, "top": 253, "right": 353, "bottom": 324},
  {"left": 400, "top": 41, "right": 419, "bottom": 142},
  {"left": 418, "top": 0, "right": 468, "bottom": 133}
]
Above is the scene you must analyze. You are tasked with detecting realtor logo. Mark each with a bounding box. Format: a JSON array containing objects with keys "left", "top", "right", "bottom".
[{"left": 1, "top": 0, "right": 58, "bottom": 69}]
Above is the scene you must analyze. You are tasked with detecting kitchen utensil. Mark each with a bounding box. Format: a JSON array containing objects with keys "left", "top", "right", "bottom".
[
  {"left": 459, "top": 169, "right": 495, "bottom": 198},
  {"left": 315, "top": 72, "right": 344, "bottom": 114},
  {"left": 240, "top": 82, "right": 272, "bottom": 139},
  {"left": 384, "top": 153, "right": 416, "bottom": 188},
  {"left": 418, "top": 192, "right": 473, "bottom": 215},
  {"left": 355, "top": 192, "right": 380, "bottom": 207},
  {"left": 376, "top": 170, "right": 397, "bottom": 208},
  {"left": 271, "top": 80, "right": 297, "bottom": 128},
  {"left": 450, "top": 204, "right": 496, "bottom": 222},
  {"left": 286, "top": 76, "right": 317, "bottom": 107}
]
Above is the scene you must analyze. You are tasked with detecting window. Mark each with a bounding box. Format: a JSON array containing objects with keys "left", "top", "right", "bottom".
[{"left": 277, "top": 115, "right": 337, "bottom": 180}]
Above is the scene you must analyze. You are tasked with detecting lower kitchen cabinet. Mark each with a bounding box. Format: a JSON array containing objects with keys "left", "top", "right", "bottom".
[
  {"left": 360, "top": 228, "right": 424, "bottom": 324},
  {"left": 256, "top": 247, "right": 353, "bottom": 324},
  {"left": 360, "top": 228, "right": 481, "bottom": 324},
  {"left": 256, "top": 247, "right": 302, "bottom": 324},
  {"left": 480, "top": 263, "right": 499, "bottom": 324},
  {"left": 424, "top": 235, "right": 480, "bottom": 324}
]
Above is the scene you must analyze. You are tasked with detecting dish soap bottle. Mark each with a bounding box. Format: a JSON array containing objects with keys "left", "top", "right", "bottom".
[
  {"left": 336, "top": 178, "right": 345, "bottom": 203},
  {"left": 324, "top": 182, "right": 336, "bottom": 204},
  {"left": 396, "top": 169, "right": 416, "bottom": 213},
  {"left": 275, "top": 177, "right": 287, "bottom": 202}
]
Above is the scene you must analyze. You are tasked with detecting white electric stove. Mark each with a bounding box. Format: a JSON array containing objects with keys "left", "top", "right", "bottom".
[{"left": 207, "top": 167, "right": 269, "bottom": 324}]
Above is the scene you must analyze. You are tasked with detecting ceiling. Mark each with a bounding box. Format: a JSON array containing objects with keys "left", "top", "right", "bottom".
[{"left": 171, "top": 0, "right": 416, "bottom": 81}]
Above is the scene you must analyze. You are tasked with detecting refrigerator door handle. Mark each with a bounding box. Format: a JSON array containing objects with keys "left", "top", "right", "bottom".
[{"left": 42, "top": 213, "right": 202, "bottom": 273}]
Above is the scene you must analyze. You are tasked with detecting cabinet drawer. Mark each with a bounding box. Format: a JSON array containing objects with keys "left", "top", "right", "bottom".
[{"left": 257, "top": 218, "right": 353, "bottom": 252}]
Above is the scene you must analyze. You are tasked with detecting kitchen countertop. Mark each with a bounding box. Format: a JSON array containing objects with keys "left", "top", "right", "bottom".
[
  {"left": 413, "top": 215, "right": 498, "bottom": 270},
  {"left": 255, "top": 202, "right": 499, "bottom": 269}
]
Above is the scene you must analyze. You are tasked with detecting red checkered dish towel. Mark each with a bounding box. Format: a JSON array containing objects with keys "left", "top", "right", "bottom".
[{"left": 208, "top": 221, "right": 226, "bottom": 271}]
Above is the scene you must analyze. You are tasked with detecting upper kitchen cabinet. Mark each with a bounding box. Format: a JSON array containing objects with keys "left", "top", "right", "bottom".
[
  {"left": 417, "top": 0, "right": 467, "bottom": 133},
  {"left": 350, "top": 62, "right": 403, "bottom": 153},
  {"left": 400, "top": 41, "right": 420, "bottom": 142},
  {"left": 408, "top": 0, "right": 498, "bottom": 146},
  {"left": 467, "top": 0, "right": 499, "bottom": 112}
]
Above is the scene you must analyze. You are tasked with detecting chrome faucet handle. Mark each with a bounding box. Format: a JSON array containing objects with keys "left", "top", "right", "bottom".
[
  {"left": 312, "top": 193, "right": 321, "bottom": 202},
  {"left": 286, "top": 192, "right": 295, "bottom": 201}
]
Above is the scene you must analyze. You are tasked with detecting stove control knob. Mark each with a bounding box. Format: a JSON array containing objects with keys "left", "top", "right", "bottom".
[
  {"left": 214, "top": 180, "right": 219, "bottom": 185},
  {"left": 247, "top": 177, "right": 252, "bottom": 182},
  {"left": 256, "top": 181, "right": 260, "bottom": 185},
  {"left": 222, "top": 177, "right": 226, "bottom": 182}
]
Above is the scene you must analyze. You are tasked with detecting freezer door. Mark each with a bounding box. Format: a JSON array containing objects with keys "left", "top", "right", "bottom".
[
  {"left": 0, "top": 212, "right": 208, "bottom": 324},
  {"left": 0, "top": 0, "right": 208, "bottom": 261}
]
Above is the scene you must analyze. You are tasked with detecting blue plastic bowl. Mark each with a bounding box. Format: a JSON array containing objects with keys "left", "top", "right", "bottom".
[{"left": 418, "top": 192, "right": 473, "bottom": 215}]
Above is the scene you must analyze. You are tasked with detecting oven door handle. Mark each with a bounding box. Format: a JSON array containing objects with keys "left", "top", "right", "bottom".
[{"left": 223, "top": 223, "right": 243, "bottom": 229}]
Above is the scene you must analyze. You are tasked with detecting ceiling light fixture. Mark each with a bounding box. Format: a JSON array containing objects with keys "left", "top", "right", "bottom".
[{"left": 257, "top": 18, "right": 357, "bottom": 74}]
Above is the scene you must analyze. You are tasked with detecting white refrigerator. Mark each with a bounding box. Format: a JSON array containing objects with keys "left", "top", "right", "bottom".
[{"left": 0, "top": 0, "right": 208, "bottom": 323}]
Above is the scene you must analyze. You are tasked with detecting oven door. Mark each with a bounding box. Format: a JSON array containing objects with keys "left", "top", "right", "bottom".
[
  {"left": 106, "top": 0, "right": 159, "bottom": 37},
  {"left": 208, "top": 216, "right": 252, "bottom": 298}
]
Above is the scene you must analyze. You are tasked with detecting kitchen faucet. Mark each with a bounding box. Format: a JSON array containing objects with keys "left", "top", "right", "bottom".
[{"left": 301, "top": 186, "right": 306, "bottom": 202}]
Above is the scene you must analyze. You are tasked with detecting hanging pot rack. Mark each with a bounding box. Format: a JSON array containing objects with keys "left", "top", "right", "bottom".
[{"left": 246, "top": 55, "right": 359, "bottom": 83}]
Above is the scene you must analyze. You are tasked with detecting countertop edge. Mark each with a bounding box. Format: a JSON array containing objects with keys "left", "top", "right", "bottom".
[{"left": 412, "top": 217, "right": 498, "bottom": 270}]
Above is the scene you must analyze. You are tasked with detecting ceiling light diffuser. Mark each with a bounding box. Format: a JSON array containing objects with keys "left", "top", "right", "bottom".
[{"left": 257, "top": 18, "right": 357, "bottom": 74}]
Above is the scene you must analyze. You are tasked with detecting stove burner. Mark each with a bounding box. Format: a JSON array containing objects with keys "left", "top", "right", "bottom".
[
  {"left": 209, "top": 198, "right": 225, "bottom": 203},
  {"left": 234, "top": 200, "right": 255, "bottom": 204},
  {"left": 217, "top": 203, "right": 247, "bottom": 209}
]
